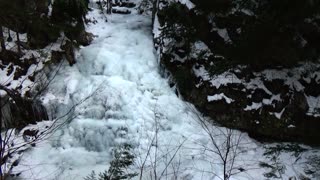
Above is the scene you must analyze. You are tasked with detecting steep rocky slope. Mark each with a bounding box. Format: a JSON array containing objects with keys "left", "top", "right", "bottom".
[
  {"left": 154, "top": 0, "right": 320, "bottom": 145},
  {"left": 1, "top": 1, "right": 319, "bottom": 179}
]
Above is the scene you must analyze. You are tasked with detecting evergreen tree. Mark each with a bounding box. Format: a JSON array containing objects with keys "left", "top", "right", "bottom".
[
  {"left": 84, "top": 144, "right": 137, "bottom": 180},
  {"left": 52, "top": 0, "right": 89, "bottom": 23},
  {"left": 0, "top": 25, "right": 5, "bottom": 51}
]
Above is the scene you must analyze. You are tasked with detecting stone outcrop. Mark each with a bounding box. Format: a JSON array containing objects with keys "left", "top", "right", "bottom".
[
  {"left": 61, "top": 40, "right": 76, "bottom": 66},
  {"left": 161, "top": 53, "right": 320, "bottom": 145},
  {"left": 0, "top": 0, "right": 91, "bottom": 49},
  {"left": 154, "top": 0, "right": 320, "bottom": 145},
  {"left": 1, "top": 91, "right": 48, "bottom": 130}
]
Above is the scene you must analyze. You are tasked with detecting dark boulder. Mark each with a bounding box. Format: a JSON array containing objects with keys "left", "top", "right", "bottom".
[
  {"left": 61, "top": 40, "right": 76, "bottom": 66},
  {"left": 76, "top": 31, "right": 94, "bottom": 46},
  {"left": 303, "top": 78, "right": 320, "bottom": 97},
  {"left": 1, "top": 94, "right": 48, "bottom": 130},
  {"left": 251, "top": 88, "right": 271, "bottom": 103}
]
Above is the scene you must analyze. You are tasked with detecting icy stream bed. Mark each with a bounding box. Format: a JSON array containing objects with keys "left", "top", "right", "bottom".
[{"left": 14, "top": 5, "right": 319, "bottom": 180}]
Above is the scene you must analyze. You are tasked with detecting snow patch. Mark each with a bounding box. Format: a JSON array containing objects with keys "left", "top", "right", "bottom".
[
  {"left": 153, "top": 14, "right": 161, "bottom": 38},
  {"left": 306, "top": 95, "right": 320, "bottom": 117},
  {"left": 210, "top": 72, "right": 242, "bottom": 88},
  {"left": 193, "top": 65, "right": 210, "bottom": 81},
  {"left": 244, "top": 102, "right": 262, "bottom": 111},
  {"left": 11, "top": 4, "right": 320, "bottom": 180},
  {"left": 190, "top": 41, "right": 213, "bottom": 59},
  {"left": 207, "top": 93, "right": 234, "bottom": 104},
  {"left": 177, "top": 0, "right": 195, "bottom": 9}
]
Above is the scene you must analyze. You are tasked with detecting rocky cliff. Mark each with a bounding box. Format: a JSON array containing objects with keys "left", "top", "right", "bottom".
[{"left": 154, "top": 0, "right": 320, "bottom": 145}]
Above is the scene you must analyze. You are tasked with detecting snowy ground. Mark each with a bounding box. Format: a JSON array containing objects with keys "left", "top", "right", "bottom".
[{"left": 13, "top": 2, "right": 320, "bottom": 180}]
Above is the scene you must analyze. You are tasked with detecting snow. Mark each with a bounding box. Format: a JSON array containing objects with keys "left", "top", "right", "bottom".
[
  {"left": 0, "top": 29, "right": 66, "bottom": 97},
  {"left": 1, "top": 27, "right": 27, "bottom": 52},
  {"left": 209, "top": 15, "right": 233, "bottom": 43},
  {"left": 190, "top": 41, "right": 213, "bottom": 59},
  {"left": 193, "top": 65, "right": 210, "bottom": 81},
  {"left": 0, "top": 89, "right": 6, "bottom": 96},
  {"left": 306, "top": 95, "right": 320, "bottom": 117},
  {"left": 1, "top": 121, "right": 55, "bottom": 176},
  {"left": 208, "top": 93, "right": 234, "bottom": 104},
  {"left": 41, "top": 92, "right": 58, "bottom": 104},
  {"left": 288, "top": 124, "right": 296, "bottom": 128},
  {"left": 246, "top": 77, "right": 272, "bottom": 95},
  {"left": 193, "top": 61, "right": 320, "bottom": 118},
  {"left": 153, "top": 14, "right": 161, "bottom": 38},
  {"left": 244, "top": 102, "right": 262, "bottom": 111},
  {"left": 21, "top": 50, "right": 41, "bottom": 60},
  {"left": 216, "top": 28, "right": 231, "bottom": 42},
  {"left": 8, "top": 2, "right": 320, "bottom": 180},
  {"left": 49, "top": 34, "right": 67, "bottom": 52},
  {"left": 48, "top": 4, "right": 53, "bottom": 17},
  {"left": 262, "top": 94, "right": 281, "bottom": 105},
  {"left": 210, "top": 71, "right": 242, "bottom": 88},
  {"left": 240, "top": 9, "right": 254, "bottom": 16},
  {"left": 177, "top": 0, "right": 195, "bottom": 10},
  {"left": 257, "top": 67, "right": 317, "bottom": 92},
  {"left": 0, "top": 63, "right": 34, "bottom": 97},
  {"left": 273, "top": 107, "right": 286, "bottom": 119}
]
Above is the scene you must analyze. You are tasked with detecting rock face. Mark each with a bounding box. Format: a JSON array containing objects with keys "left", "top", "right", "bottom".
[
  {"left": 162, "top": 52, "right": 320, "bottom": 145},
  {"left": 1, "top": 94, "right": 48, "bottom": 130},
  {"left": 76, "top": 31, "right": 94, "bottom": 46},
  {"left": 0, "top": 0, "right": 94, "bottom": 130},
  {"left": 62, "top": 40, "right": 76, "bottom": 66},
  {"left": 0, "top": 0, "right": 91, "bottom": 49},
  {"left": 154, "top": 0, "right": 320, "bottom": 145}
]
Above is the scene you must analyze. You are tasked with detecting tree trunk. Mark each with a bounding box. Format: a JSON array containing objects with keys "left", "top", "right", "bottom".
[
  {"left": 7, "top": 29, "right": 12, "bottom": 42},
  {"left": 151, "top": 0, "right": 159, "bottom": 26},
  {"left": 0, "top": 26, "right": 6, "bottom": 51},
  {"left": 0, "top": 95, "right": 3, "bottom": 178},
  {"left": 107, "top": 0, "right": 112, "bottom": 14},
  {"left": 16, "top": 31, "right": 21, "bottom": 55}
]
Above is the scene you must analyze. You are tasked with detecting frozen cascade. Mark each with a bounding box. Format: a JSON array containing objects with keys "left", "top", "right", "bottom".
[
  {"left": 15, "top": 7, "right": 204, "bottom": 180},
  {"left": 14, "top": 2, "right": 318, "bottom": 180}
]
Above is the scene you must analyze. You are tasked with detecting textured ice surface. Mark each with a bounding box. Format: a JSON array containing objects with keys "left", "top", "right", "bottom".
[{"left": 14, "top": 4, "right": 319, "bottom": 180}]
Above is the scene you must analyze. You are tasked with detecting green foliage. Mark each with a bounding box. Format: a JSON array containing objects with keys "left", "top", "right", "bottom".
[
  {"left": 158, "top": 3, "right": 196, "bottom": 53},
  {"left": 49, "top": 0, "right": 90, "bottom": 43},
  {"left": 0, "top": 0, "right": 30, "bottom": 32},
  {"left": 259, "top": 160, "right": 286, "bottom": 179},
  {"left": 228, "top": 19, "right": 301, "bottom": 66},
  {"left": 137, "top": 0, "right": 153, "bottom": 14},
  {"left": 190, "top": 0, "right": 233, "bottom": 14},
  {"left": 261, "top": 144, "right": 308, "bottom": 179},
  {"left": 52, "top": 0, "right": 89, "bottom": 23},
  {"left": 159, "top": 0, "right": 320, "bottom": 67},
  {"left": 27, "top": 17, "right": 60, "bottom": 48},
  {"left": 84, "top": 144, "right": 137, "bottom": 180},
  {"left": 230, "top": 1, "right": 320, "bottom": 66},
  {"left": 84, "top": 171, "right": 98, "bottom": 180},
  {"left": 0, "top": 0, "right": 90, "bottom": 48},
  {"left": 259, "top": 162, "right": 274, "bottom": 169},
  {"left": 207, "top": 57, "right": 235, "bottom": 75},
  {"left": 173, "top": 67, "right": 194, "bottom": 95},
  {"left": 304, "top": 155, "right": 320, "bottom": 178},
  {"left": 256, "top": 0, "right": 320, "bottom": 26},
  {"left": 263, "top": 144, "right": 307, "bottom": 158}
]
